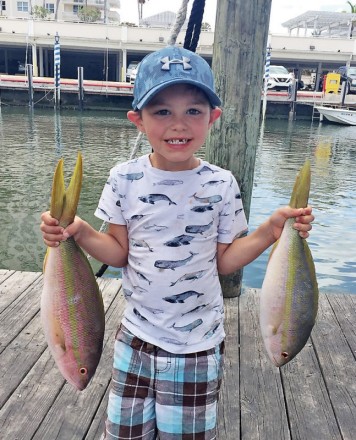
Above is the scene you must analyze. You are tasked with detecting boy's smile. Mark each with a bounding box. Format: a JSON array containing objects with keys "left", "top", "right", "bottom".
[{"left": 128, "top": 84, "right": 222, "bottom": 172}]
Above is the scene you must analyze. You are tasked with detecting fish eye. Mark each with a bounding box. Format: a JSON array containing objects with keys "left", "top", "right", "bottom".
[
  {"left": 281, "top": 352, "right": 289, "bottom": 359},
  {"left": 79, "top": 367, "right": 88, "bottom": 375}
]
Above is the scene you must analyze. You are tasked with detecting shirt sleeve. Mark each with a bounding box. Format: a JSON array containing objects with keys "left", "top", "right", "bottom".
[
  {"left": 217, "top": 174, "right": 248, "bottom": 243},
  {"left": 94, "top": 167, "right": 126, "bottom": 225}
]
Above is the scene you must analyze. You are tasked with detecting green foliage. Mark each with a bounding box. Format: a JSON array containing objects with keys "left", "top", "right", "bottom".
[
  {"left": 32, "top": 5, "right": 50, "bottom": 19},
  {"left": 78, "top": 6, "right": 101, "bottom": 23}
]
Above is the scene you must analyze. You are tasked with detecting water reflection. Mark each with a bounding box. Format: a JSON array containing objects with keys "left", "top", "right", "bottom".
[{"left": 0, "top": 108, "right": 355, "bottom": 294}]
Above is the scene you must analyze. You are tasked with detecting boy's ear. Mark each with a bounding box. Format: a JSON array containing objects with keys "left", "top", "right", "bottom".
[
  {"left": 208, "top": 107, "right": 222, "bottom": 128},
  {"left": 127, "top": 110, "right": 145, "bottom": 132}
]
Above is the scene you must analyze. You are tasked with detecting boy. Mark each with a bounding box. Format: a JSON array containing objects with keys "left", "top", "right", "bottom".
[{"left": 41, "top": 46, "right": 313, "bottom": 440}]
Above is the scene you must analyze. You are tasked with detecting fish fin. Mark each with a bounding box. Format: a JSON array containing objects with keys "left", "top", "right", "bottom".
[
  {"left": 43, "top": 247, "right": 50, "bottom": 273},
  {"left": 289, "top": 160, "right": 311, "bottom": 209},
  {"left": 61, "top": 152, "right": 83, "bottom": 227},
  {"left": 267, "top": 239, "right": 279, "bottom": 263},
  {"left": 302, "top": 239, "right": 319, "bottom": 321},
  {"left": 50, "top": 158, "right": 65, "bottom": 221}
]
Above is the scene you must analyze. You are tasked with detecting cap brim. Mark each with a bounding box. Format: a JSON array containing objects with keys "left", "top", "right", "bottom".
[{"left": 134, "top": 79, "right": 221, "bottom": 110}]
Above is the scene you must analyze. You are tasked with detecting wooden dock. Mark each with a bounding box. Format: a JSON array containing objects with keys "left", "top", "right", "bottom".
[{"left": 0, "top": 269, "right": 355, "bottom": 439}]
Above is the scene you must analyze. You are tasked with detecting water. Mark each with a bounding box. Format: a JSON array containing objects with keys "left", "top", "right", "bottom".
[{"left": 0, "top": 107, "right": 355, "bottom": 294}]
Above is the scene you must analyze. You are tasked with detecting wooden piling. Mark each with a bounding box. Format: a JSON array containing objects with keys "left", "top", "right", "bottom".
[{"left": 205, "top": 0, "right": 272, "bottom": 297}]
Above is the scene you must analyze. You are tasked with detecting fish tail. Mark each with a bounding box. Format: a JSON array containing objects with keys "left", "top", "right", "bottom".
[
  {"left": 51, "top": 152, "right": 83, "bottom": 228},
  {"left": 50, "top": 158, "right": 65, "bottom": 221},
  {"left": 289, "top": 160, "right": 311, "bottom": 209}
]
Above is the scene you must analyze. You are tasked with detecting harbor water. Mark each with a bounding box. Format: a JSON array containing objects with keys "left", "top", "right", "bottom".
[{"left": 0, "top": 107, "right": 355, "bottom": 294}]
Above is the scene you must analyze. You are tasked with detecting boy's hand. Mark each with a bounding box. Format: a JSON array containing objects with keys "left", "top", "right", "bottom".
[
  {"left": 269, "top": 206, "right": 314, "bottom": 241},
  {"left": 40, "top": 211, "right": 82, "bottom": 247}
]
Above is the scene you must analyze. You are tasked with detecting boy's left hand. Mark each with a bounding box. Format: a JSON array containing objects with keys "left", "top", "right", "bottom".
[{"left": 270, "top": 206, "right": 314, "bottom": 241}]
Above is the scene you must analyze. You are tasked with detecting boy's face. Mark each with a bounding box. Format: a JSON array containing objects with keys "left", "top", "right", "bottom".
[{"left": 128, "top": 84, "right": 222, "bottom": 171}]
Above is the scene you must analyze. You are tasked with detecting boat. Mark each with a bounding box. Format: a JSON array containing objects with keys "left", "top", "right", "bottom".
[{"left": 314, "top": 105, "right": 356, "bottom": 125}]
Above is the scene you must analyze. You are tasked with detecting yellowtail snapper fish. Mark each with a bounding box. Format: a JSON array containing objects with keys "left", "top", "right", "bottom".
[
  {"left": 41, "top": 152, "right": 105, "bottom": 390},
  {"left": 260, "top": 160, "right": 319, "bottom": 367}
]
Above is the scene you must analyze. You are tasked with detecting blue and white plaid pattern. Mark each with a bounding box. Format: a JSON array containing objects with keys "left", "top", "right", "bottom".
[{"left": 103, "top": 325, "right": 224, "bottom": 439}]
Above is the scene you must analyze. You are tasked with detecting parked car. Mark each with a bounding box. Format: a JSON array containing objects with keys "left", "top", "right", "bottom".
[
  {"left": 130, "top": 65, "right": 139, "bottom": 85},
  {"left": 336, "top": 66, "right": 356, "bottom": 94},
  {"left": 17, "top": 62, "right": 26, "bottom": 74},
  {"left": 126, "top": 61, "right": 139, "bottom": 82},
  {"left": 265, "top": 65, "right": 293, "bottom": 91}
]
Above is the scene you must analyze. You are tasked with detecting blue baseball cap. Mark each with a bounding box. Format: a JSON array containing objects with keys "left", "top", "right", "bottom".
[{"left": 132, "top": 45, "right": 221, "bottom": 110}]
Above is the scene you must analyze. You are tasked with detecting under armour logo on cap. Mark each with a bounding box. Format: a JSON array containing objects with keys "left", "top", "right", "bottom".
[{"left": 160, "top": 56, "right": 192, "bottom": 71}]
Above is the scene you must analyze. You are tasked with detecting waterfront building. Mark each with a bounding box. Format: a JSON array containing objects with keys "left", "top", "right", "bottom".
[
  {"left": 0, "top": 9, "right": 355, "bottom": 84},
  {"left": 0, "top": 0, "right": 120, "bottom": 23}
]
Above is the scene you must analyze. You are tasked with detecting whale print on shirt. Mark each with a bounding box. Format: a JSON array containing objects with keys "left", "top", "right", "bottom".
[{"left": 94, "top": 154, "right": 248, "bottom": 351}]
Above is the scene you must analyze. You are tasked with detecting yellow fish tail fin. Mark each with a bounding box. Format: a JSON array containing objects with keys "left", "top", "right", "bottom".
[
  {"left": 50, "top": 158, "right": 65, "bottom": 221},
  {"left": 289, "top": 160, "right": 311, "bottom": 209},
  {"left": 43, "top": 247, "right": 50, "bottom": 273},
  {"left": 61, "top": 152, "right": 83, "bottom": 227}
]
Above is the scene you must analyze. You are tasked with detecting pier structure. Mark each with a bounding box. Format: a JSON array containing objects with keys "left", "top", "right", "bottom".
[
  {"left": 1, "top": 18, "right": 356, "bottom": 83},
  {"left": 0, "top": 269, "right": 355, "bottom": 439}
]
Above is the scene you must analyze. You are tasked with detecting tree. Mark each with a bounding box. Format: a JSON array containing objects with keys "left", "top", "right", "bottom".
[
  {"left": 32, "top": 5, "right": 49, "bottom": 19},
  {"left": 78, "top": 6, "right": 101, "bottom": 22}
]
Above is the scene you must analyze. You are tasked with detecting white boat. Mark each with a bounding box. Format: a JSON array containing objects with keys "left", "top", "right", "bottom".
[{"left": 315, "top": 105, "right": 356, "bottom": 125}]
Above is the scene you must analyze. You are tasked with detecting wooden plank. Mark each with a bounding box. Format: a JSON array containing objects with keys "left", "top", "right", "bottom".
[
  {"left": 0, "top": 277, "right": 121, "bottom": 408},
  {"left": 0, "top": 270, "right": 41, "bottom": 314},
  {"left": 31, "top": 281, "right": 124, "bottom": 440},
  {"left": 239, "top": 289, "right": 291, "bottom": 440},
  {"left": 0, "top": 279, "right": 123, "bottom": 440},
  {"left": 327, "top": 293, "right": 356, "bottom": 355},
  {"left": 217, "top": 297, "right": 240, "bottom": 439},
  {"left": 281, "top": 294, "right": 343, "bottom": 440},
  {"left": 307, "top": 293, "right": 356, "bottom": 440},
  {"left": 0, "top": 274, "right": 354, "bottom": 440},
  {"left": 0, "top": 275, "right": 43, "bottom": 354},
  {"left": 85, "top": 386, "right": 110, "bottom": 440},
  {"left": 0, "top": 308, "right": 46, "bottom": 407},
  {"left": 0, "top": 269, "right": 15, "bottom": 284}
]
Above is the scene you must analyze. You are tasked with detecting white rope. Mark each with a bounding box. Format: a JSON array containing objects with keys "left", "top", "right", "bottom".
[
  {"left": 129, "top": 131, "right": 144, "bottom": 160},
  {"left": 167, "top": 0, "right": 190, "bottom": 46}
]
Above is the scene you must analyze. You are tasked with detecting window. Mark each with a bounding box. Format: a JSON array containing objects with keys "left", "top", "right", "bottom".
[
  {"left": 73, "top": 4, "right": 80, "bottom": 13},
  {"left": 17, "top": 1, "right": 28, "bottom": 12},
  {"left": 1, "top": 1, "right": 6, "bottom": 11},
  {"left": 45, "top": 3, "right": 54, "bottom": 13}
]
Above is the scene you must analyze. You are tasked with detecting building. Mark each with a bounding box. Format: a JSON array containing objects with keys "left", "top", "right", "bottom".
[
  {"left": 139, "top": 11, "right": 188, "bottom": 30},
  {"left": 0, "top": 0, "right": 120, "bottom": 23},
  {"left": 1, "top": 8, "right": 356, "bottom": 87},
  {"left": 282, "top": 10, "right": 356, "bottom": 38}
]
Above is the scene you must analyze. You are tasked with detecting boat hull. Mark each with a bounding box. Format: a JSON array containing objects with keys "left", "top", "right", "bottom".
[{"left": 315, "top": 106, "right": 356, "bottom": 125}]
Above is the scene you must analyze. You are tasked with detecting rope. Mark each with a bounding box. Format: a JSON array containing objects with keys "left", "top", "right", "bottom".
[
  {"left": 167, "top": 0, "right": 190, "bottom": 46},
  {"left": 184, "top": 0, "right": 206, "bottom": 52}
]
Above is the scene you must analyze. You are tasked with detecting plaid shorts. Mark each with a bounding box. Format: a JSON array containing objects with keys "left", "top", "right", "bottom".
[{"left": 103, "top": 324, "right": 224, "bottom": 440}]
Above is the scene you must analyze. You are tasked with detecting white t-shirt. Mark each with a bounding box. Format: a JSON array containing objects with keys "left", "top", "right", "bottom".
[{"left": 95, "top": 154, "right": 248, "bottom": 354}]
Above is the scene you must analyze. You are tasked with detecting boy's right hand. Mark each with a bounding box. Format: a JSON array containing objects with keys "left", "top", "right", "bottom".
[{"left": 40, "top": 211, "right": 81, "bottom": 247}]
